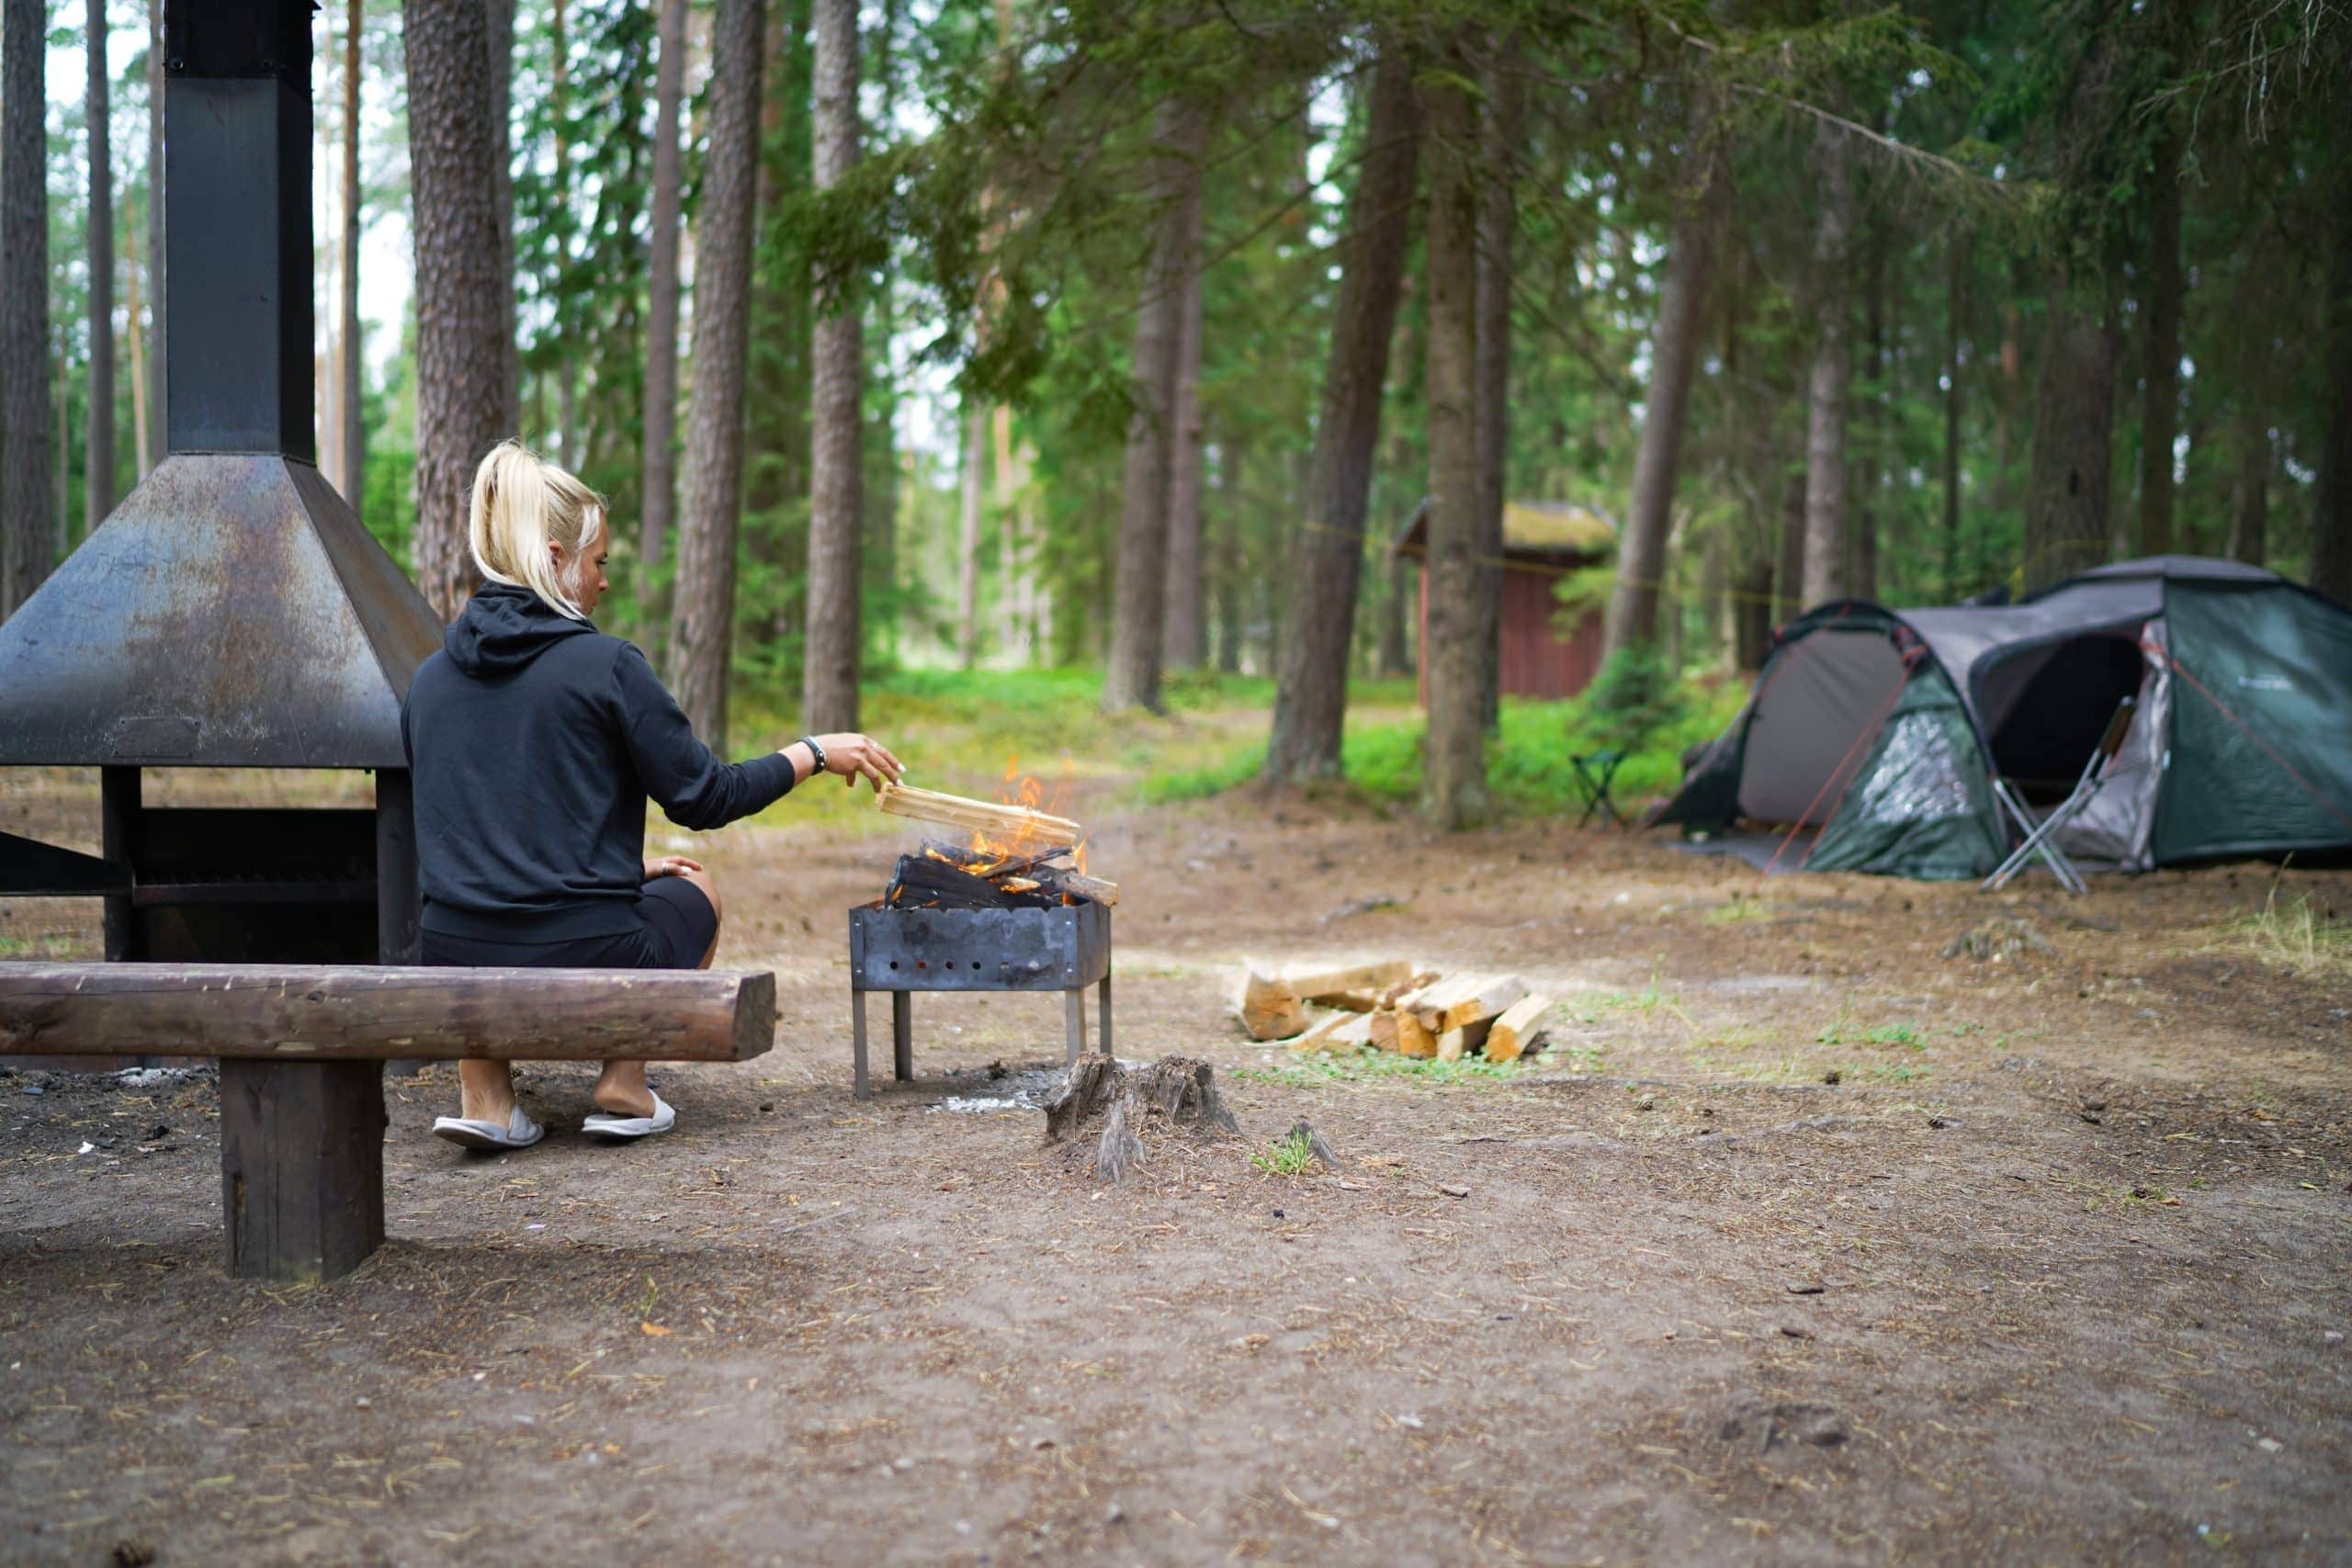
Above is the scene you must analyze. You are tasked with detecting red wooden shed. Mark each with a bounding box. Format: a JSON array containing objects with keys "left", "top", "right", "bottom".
[{"left": 1395, "top": 499, "right": 1617, "bottom": 704}]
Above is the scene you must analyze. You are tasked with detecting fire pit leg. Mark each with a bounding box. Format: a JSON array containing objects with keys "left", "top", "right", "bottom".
[
  {"left": 1063, "top": 987, "right": 1085, "bottom": 1066},
  {"left": 891, "top": 990, "right": 912, "bottom": 1082},
  {"left": 852, "top": 987, "right": 870, "bottom": 1100},
  {"left": 1098, "top": 976, "right": 1113, "bottom": 1058}
]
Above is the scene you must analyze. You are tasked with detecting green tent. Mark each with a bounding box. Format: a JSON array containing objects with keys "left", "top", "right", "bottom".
[{"left": 1659, "top": 558, "right": 2352, "bottom": 879}]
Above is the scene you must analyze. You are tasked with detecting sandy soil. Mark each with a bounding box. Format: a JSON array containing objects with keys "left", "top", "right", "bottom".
[{"left": 3, "top": 771, "right": 2349, "bottom": 1564}]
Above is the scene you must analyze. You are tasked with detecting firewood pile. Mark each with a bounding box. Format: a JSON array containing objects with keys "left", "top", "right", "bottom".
[
  {"left": 1234, "top": 959, "right": 1556, "bottom": 1064},
  {"left": 869, "top": 783, "right": 1117, "bottom": 908}
]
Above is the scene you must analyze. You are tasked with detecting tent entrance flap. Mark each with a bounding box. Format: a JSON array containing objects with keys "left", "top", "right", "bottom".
[
  {"left": 1737, "top": 627, "right": 1909, "bottom": 826},
  {"left": 1976, "top": 627, "right": 2149, "bottom": 803}
]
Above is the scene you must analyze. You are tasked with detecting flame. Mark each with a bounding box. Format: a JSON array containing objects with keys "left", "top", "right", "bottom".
[{"left": 957, "top": 754, "right": 1089, "bottom": 891}]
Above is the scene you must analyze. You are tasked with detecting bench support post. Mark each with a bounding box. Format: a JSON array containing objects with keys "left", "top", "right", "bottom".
[{"left": 220, "top": 1058, "right": 386, "bottom": 1280}]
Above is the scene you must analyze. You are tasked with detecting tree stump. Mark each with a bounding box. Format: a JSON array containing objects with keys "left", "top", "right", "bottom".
[{"left": 1041, "top": 1054, "right": 1240, "bottom": 1181}]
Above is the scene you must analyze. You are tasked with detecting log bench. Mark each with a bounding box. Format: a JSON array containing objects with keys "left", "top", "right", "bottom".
[{"left": 0, "top": 963, "right": 775, "bottom": 1282}]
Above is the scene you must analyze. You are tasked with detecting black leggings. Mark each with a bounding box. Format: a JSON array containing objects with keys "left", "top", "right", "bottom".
[{"left": 420, "top": 878, "right": 718, "bottom": 970}]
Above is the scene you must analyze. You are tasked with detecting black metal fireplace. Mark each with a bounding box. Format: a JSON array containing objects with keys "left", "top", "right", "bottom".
[
  {"left": 0, "top": 1, "right": 442, "bottom": 1263},
  {"left": 847, "top": 900, "right": 1114, "bottom": 1098}
]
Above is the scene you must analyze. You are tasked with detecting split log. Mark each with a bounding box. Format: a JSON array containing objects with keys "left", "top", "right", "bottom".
[
  {"left": 1407, "top": 973, "right": 1529, "bottom": 1034},
  {"left": 877, "top": 783, "right": 1080, "bottom": 849},
  {"left": 1393, "top": 1010, "right": 1438, "bottom": 1058},
  {"left": 1235, "top": 964, "right": 1306, "bottom": 1041},
  {"left": 1436, "top": 1017, "right": 1492, "bottom": 1063},
  {"left": 1286, "top": 959, "right": 1416, "bottom": 1004},
  {"left": 1234, "top": 958, "right": 1413, "bottom": 1039},
  {"left": 1291, "top": 1011, "right": 1374, "bottom": 1053},
  {"left": 1030, "top": 865, "right": 1122, "bottom": 908},
  {"left": 1484, "top": 994, "right": 1555, "bottom": 1064}
]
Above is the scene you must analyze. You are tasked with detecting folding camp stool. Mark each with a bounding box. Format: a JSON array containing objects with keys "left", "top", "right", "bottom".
[{"left": 1982, "top": 694, "right": 2138, "bottom": 893}]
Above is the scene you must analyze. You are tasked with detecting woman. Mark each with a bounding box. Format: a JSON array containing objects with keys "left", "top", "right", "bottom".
[{"left": 401, "top": 441, "right": 901, "bottom": 1151}]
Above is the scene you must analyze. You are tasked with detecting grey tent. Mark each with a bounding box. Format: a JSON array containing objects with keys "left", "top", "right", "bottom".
[{"left": 1658, "top": 557, "right": 2352, "bottom": 878}]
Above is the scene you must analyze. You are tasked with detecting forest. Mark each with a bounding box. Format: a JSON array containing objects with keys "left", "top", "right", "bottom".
[{"left": 1, "top": 0, "right": 2347, "bottom": 827}]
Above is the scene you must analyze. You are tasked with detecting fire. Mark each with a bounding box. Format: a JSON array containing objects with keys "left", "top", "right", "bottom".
[{"left": 949, "top": 754, "right": 1087, "bottom": 884}]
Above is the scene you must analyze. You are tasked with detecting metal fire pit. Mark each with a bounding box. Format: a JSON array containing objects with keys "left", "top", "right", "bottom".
[{"left": 847, "top": 900, "right": 1113, "bottom": 1098}]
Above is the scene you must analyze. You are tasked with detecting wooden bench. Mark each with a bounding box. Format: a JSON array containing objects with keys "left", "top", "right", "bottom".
[{"left": 0, "top": 963, "right": 775, "bottom": 1282}]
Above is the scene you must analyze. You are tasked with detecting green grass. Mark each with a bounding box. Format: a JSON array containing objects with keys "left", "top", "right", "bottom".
[
  {"left": 1702, "top": 893, "right": 1770, "bottom": 924},
  {"left": 1147, "top": 672, "right": 1750, "bottom": 819},
  {"left": 717, "top": 660, "right": 1747, "bottom": 830},
  {"left": 1250, "top": 1126, "right": 1318, "bottom": 1176},
  {"left": 1238, "top": 1051, "right": 1533, "bottom": 1088},
  {"left": 2231, "top": 886, "right": 2352, "bottom": 978},
  {"left": 720, "top": 666, "right": 1307, "bottom": 832}
]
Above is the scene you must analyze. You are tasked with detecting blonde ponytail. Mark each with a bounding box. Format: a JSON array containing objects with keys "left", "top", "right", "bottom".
[{"left": 468, "top": 439, "right": 608, "bottom": 619}]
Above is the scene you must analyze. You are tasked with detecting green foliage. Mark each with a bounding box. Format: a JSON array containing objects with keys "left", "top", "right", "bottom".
[{"left": 1249, "top": 1126, "right": 1318, "bottom": 1176}]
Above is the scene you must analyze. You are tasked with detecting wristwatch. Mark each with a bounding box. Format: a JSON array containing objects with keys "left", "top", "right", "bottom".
[{"left": 797, "top": 735, "right": 826, "bottom": 778}]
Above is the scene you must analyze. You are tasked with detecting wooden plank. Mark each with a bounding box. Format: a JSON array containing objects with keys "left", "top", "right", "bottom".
[
  {"left": 0, "top": 964, "right": 776, "bottom": 1061},
  {"left": 220, "top": 1058, "right": 384, "bottom": 1281},
  {"left": 876, "top": 784, "right": 1080, "bottom": 848},
  {"left": 1484, "top": 994, "right": 1555, "bottom": 1064},
  {"left": 1407, "top": 973, "right": 1529, "bottom": 1034}
]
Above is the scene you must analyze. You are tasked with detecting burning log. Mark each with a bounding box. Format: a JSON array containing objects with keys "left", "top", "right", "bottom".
[
  {"left": 885, "top": 854, "right": 1058, "bottom": 910},
  {"left": 876, "top": 783, "right": 1080, "bottom": 850}
]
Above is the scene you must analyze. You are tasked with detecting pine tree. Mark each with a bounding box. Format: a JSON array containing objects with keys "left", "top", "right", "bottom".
[
  {"left": 803, "top": 0, "right": 865, "bottom": 732},
  {"left": 669, "top": 0, "right": 767, "bottom": 742}
]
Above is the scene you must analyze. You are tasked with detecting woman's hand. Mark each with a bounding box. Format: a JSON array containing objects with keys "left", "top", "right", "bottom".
[
  {"left": 808, "top": 732, "right": 905, "bottom": 792},
  {"left": 643, "top": 853, "right": 703, "bottom": 881}
]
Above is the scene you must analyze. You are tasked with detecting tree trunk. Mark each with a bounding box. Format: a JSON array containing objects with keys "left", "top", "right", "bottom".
[
  {"left": 667, "top": 0, "right": 766, "bottom": 742},
  {"left": 2137, "top": 124, "right": 2181, "bottom": 558},
  {"left": 2228, "top": 413, "right": 2267, "bottom": 567},
  {"left": 145, "top": 0, "right": 164, "bottom": 466},
  {"left": 1419, "top": 49, "right": 1486, "bottom": 829},
  {"left": 637, "top": 0, "right": 688, "bottom": 662},
  {"left": 2025, "top": 277, "right": 2118, "bottom": 592},
  {"left": 1852, "top": 227, "right": 1884, "bottom": 602},
  {"left": 128, "top": 211, "right": 149, "bottom": 473},
  {"left": 1602, "top": 135, "right": 1726, "bottom": 657},
  {"left": 1102, "top": 100, "right": 1203, "bottom": 715},
  {"left": 550, "top": 0, "right": 578, "bottom": 468},
  {"left": 2312, "top": 165, "right": 2352, "bottom": 604},
  {"left": 1161, "top": 160, "right": 1207, "bottom": 671},
  {"left": 1, "top": 0, "right": 48, "bottom": 615},
  {"left": 802, "top": 0, "right": 865, "bottom": 732},
  {"left": 1942, "top": 225, "right": 1967, "bottom": 597},
  {"left": 485, "top": 0, "right": 520, "bottom": 434},
  {"left": 1214, "top": 429, "right": 1246, "bottom": 673},
  {"left": 1773, "top": 466, "right": 1805, "bottom": 624},
  {"left": 957, "top": 398, "right": 986, "bottom": 665},
  {"left": 1472, "top": 47, "right": 1522, "bottom": 727},
  {"left": 339, "top": 0, "right": 365, "bottom": 511},
  {"left": 85, "top": 0, "right": 116, "bottom": 532},
  {"left": 405, "top": 0, "right": 514, "bottom": 618},
  {"left": 1263, "top": 45, "right": 1419, "bottom": 777},
  {"left": 1800, "top": 126, "right": 1853, "bottom": 609}
]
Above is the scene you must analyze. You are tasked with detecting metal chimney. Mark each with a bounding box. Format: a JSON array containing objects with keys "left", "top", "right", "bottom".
[{"left": 0, "top": 0, "right": 440, "bottom": 772}]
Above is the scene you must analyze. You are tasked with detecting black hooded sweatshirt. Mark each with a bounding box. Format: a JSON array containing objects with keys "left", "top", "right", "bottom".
[{"left": 401, "top": 582, "right": 798, "bottom": 941}]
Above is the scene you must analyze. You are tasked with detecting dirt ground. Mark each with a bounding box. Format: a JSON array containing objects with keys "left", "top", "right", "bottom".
[{"left": 4, "top": 766, "right": 2349, "bottom": 1565}]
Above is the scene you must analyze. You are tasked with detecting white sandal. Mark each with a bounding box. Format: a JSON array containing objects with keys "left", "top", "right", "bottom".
[
  {"left": 432, "top": 1106, "right": 546, "bottom": 1152},
  {"left": 582, "top": 1091, "right": 677, "bottom": 1142}
]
